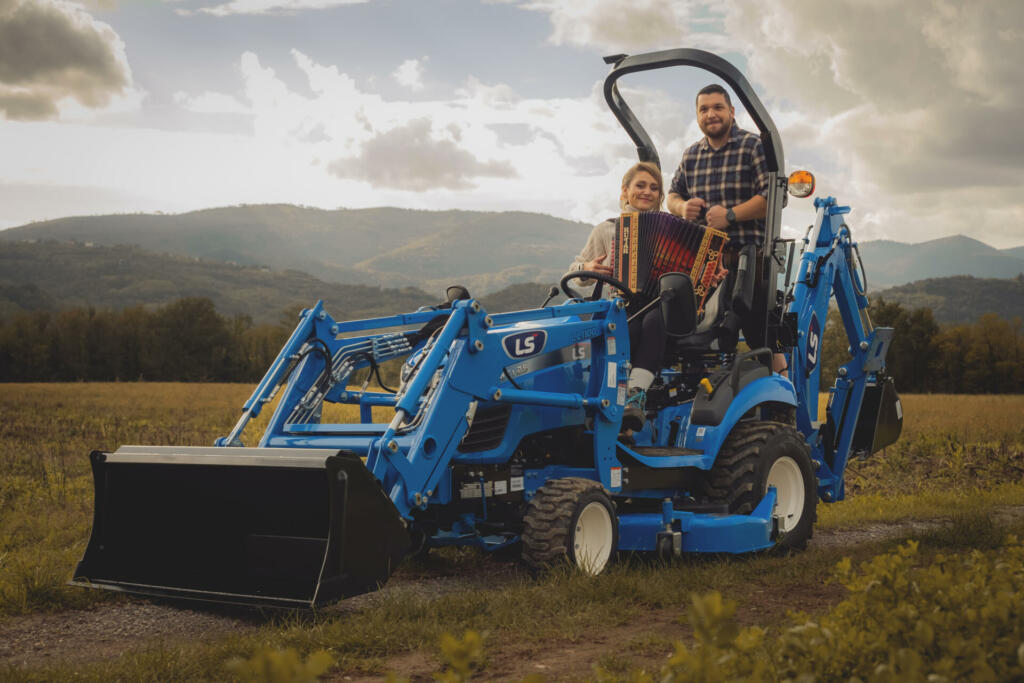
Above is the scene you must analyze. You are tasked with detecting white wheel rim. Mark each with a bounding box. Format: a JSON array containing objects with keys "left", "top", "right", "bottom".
[
  {"left": 767, "top": 456, "right": 805, "bottom": 533},
  {"left": 573, "top": 501, "right": 613, "bottom": 574}
]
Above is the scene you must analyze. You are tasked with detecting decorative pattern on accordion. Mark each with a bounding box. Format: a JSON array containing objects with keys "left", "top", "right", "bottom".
[{"left": 613, "top": 211, "right": 729, "bottom": 312}]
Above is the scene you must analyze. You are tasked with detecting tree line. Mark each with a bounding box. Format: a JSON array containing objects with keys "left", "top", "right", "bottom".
[
  {"left": 0, "top": 298, "right": 290, "bottom": 382},
  {"left": 1, "top": 296, "right": 1022, "bottom": 392},
  {"left": 820, "top": 298, "right": 1024, "bottom": 394}
]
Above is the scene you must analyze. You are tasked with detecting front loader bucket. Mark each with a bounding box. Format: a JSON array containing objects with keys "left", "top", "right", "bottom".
[{"left": 72, "top": 446, "right": 410, "bottom": 609}]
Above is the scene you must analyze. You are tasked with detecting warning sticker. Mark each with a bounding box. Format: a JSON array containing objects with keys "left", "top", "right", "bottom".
[
  {"left": 607, "top": 336, "right": 617, "bottom": 356},
  {"left": 493, "top": 480, "right": 508, "bottom": 496},
  {"left": 617, "top": 382, "right": 626, "bottom": 406},
  {"left": 610, "top": 467, "right": 622, "bottom": 488},
  {"left": 510, "top": 476, "right": 524, "bottom": 492},
  {"left": 460, "top": 482, "right": 493, "bottom": 499},
  {"left": 607, "top": 361, "right": 617, "bottom": 388}
]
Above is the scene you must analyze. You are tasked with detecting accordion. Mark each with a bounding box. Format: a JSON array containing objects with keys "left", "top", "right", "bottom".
[{"left": 613, "top": 211, "right": 729, "bottom": 312}]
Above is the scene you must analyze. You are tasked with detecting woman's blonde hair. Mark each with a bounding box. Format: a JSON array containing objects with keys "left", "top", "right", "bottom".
[{"left": 619, "top": 161, "right": 665, "bottom": 210}]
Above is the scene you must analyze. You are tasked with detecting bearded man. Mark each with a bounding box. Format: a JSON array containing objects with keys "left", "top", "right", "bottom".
[
  {"left": 666, "top": 83, "right": 768, "bottom": 242},
  {"left": 667, "top": 84, "right": 786, "bottom": 373}
]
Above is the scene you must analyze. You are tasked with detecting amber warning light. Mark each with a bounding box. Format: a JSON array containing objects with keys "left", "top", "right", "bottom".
[{"left": 787, "top": 170, "right": 815, "bottom": 198}]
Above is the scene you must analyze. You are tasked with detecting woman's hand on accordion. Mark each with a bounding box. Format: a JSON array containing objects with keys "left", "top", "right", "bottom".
[{"left": 584, "top": 254, "right": 614, "bottom": 276}]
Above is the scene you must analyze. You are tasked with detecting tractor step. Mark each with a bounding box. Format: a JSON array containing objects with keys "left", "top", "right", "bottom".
[{"left": 72, "top": 446, "right": 409, "bottom": 608}]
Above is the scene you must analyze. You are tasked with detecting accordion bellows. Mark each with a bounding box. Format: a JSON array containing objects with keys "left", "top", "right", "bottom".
[{"left": 613, "top": 211, "right": 729, "bottom": 312}]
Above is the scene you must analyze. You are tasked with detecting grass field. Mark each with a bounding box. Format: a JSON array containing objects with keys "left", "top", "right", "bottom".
[{"left": 1, "top": 385, "right": 1023, "bottom": 680}]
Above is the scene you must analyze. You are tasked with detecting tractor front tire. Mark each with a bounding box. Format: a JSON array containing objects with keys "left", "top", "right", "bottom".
[
  {"left": 522, "top": 478, "right": 618, "bottom": 574},
  {"left": 703, "top": 420, "right": 817, "bottom": 551}
]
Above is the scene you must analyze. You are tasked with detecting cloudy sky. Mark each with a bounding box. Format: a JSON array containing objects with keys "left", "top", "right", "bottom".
[{"left": 1, "top": 0, "right": 1022, "bottom": 247}]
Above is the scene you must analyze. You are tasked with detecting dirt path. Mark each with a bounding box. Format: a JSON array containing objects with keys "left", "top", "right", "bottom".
[
  {"left": 4, "top": 511, "right": 1021, "bottom": 678},
  {"left": 353, "top": 579, "right": 847, "bottom": 683}
]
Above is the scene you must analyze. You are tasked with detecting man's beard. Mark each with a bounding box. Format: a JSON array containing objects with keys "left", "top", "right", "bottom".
[{"left": 701, "top": 117, "right": 732, "bottom": 142}]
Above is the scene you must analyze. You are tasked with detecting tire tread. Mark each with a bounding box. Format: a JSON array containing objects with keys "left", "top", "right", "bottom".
[
  {"left": 521, "top": 478, "right": 609, "bottom": 569},
  {"left": 701, "top": 420, "right": 817, "bottom": 550}
]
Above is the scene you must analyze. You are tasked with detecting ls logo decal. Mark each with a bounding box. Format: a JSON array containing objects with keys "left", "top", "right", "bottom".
[
  {"left": 806, "top": 312, "right": 820, "bottom": 376},
  {"left": 502, "top": 330, "right": 547, "bottom": 359}
]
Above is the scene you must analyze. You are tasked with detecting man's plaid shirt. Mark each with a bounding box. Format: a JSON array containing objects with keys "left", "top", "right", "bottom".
[{"left": 669, "top": 125, "right": 769, "bottom": 246}]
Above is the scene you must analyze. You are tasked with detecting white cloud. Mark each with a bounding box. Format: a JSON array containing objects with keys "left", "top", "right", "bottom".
[
  {"left": 512, "top": 0, "right": 696, "bottom": 51},
  {"left": 173, "top": 90, "right": 252, "bottom": 114},
  {"left": 76, "top": 0, "right": 118, "bottom": 9},
  {"left": 723, "top": 0, "right": 1024, "bottom": 246},
  {"left": 182, "top": 0, "right": 369, "bottom": 17},
  {"left": 0, "top": 0, "right": 134, "bottom": 120},
  {"left": 328, "top": 118, "right": 516, "bottom": 190},
  {"left": 496, "top": 0, "right": 1024, "bottom": 246},
  {"left": 392, "top": 57, "right": 426, "bottom": 91},
  {"left": 29, "top": 43, "right": 653, "bottom": 227}
]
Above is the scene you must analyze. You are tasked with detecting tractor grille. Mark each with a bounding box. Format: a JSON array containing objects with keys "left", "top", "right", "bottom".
[{"left": 458, "top": 405, "right": 512, "bottom": 452}]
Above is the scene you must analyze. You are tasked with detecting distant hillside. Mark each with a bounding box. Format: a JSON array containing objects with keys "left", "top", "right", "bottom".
[
  {"left": 0, "top": 205, "right": 586, "bottom": 295},
  {"left": 858, "top": 235, "right": 1024, "bottom": 289},
  {"left": 6, "top": 205, "right": 1024, "bottom": 297},
  {"left": 0, "top": 241, "right": 554, "bottom": 324},
  {"left": 873, "top": 275, "right": 1024, "bottom": 325},
  {"left": 6, "top": 205, "right": 1024, "bottom": 293}
]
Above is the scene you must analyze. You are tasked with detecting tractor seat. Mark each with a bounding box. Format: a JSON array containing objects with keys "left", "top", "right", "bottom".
[
  {"left": 659, "top": 243, "right": 760, "bottom": 360},
  {"left": 670, "top": 286, "right": 740, "bottom": 355}
]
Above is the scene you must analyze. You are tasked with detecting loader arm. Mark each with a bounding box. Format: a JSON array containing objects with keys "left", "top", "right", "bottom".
[
  {"left": 360, "top": 297, "right": 632, "bottom": 518},
  {"left": 241, "top": 297, "right": 632, "bottom": 519},
  {"left": 788, "top": 197, "right": 902, "bottom": 503}
]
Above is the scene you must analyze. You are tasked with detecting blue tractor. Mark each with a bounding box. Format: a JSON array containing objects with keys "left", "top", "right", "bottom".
[{"left": 73, "top": 49, "right": 902, "bottom": 608}]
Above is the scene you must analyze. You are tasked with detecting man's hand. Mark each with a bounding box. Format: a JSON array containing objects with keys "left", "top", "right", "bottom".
[
  {"left": 584, "top": 254, "right": 613, "bottom": 276},
  {"left": 682, "top": 197, "right": 706, "bottom": 221},
  {"left": 706, "top": 204, "right": 729, "bottom": 230},
  {"left": 667, "top": 193, "right": 705, "bottom": 220}
]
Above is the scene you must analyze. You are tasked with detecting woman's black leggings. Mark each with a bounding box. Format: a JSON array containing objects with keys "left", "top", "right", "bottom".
[{"left": 628, "top": 307, "right": 667, "bottom": 374}]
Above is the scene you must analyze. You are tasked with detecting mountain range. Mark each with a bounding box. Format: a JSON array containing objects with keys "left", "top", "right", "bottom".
[
  {"left": 2, "top": 205, "right": 1023, "bottom": 326},
  {"left": 3, "top": 205, "right": 1022, "bottom": 295},
  {"left": 0, "top": 240, "right": 550, "bottom": 325},
  {"left": 856, "top": 235, "right": 1024, "bottom": 289},
  {"left": 0, "top": 205, "right": 587, "bottom": 296}
]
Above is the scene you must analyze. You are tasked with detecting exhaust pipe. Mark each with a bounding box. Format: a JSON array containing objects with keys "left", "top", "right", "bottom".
[{"left": 72, "top": 446, "right": 410, "bottom": 609}]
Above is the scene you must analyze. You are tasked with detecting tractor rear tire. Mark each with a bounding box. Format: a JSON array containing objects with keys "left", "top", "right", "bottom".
[
  {"left": 521, "top": 478, "right": 618, "bottom": 574},
  {"left": 703, "top": 420, "right": 817, "bottom": 551}
]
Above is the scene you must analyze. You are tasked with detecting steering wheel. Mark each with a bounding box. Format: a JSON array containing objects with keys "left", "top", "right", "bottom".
[{"left": 560, "top": 270, "right": 637, "bottom": 303}]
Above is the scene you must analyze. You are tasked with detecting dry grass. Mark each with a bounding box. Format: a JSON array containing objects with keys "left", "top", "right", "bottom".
[
  {"left": 1, "top": 386, "right": 1022, "bottom": 617},
  {"left": 1, "top": 385, "right": 1023, "bottom": 680}
]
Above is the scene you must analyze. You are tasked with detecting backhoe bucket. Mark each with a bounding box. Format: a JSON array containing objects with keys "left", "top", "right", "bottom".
[
  {"left": 72, "top": 446, "right": 410, "bottom": 608},
  {"left": 852, "top": 376, "right": 903, "bottom": 456}
]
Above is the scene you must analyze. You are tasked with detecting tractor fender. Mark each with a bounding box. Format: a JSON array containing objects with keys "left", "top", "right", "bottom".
[
  {"left": 691, "top": 355, "right": 795, "bottom": 427},
  {"left": 684, "top": 375, "right": 797, "bottom": 470}
]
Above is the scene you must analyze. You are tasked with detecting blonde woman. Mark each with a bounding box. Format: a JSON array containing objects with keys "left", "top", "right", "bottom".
[
  {"left": 565, "top": 161, "right": 666, "bottom": 431},
  {"left": 567, "top": 161, "right": 664, "bottom": 283}
]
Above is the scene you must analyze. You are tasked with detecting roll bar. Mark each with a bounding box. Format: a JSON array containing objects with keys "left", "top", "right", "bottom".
[
  {"left": 602, "top": 49, "right": 783, "bottom": 174},
  {"left": 603, "top": 48, "right": 788, "bottom": 351}
]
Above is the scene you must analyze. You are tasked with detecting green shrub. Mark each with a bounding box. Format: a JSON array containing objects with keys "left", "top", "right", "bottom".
[
  {"left": 650, "top": 538, "right": 1024, "bottom": 682},
  {"left": 225, "top": 647, "right": 333, "bottom": 683},
  {"left": 434, "top": 630, "right": 486, "bottom": 682}
]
